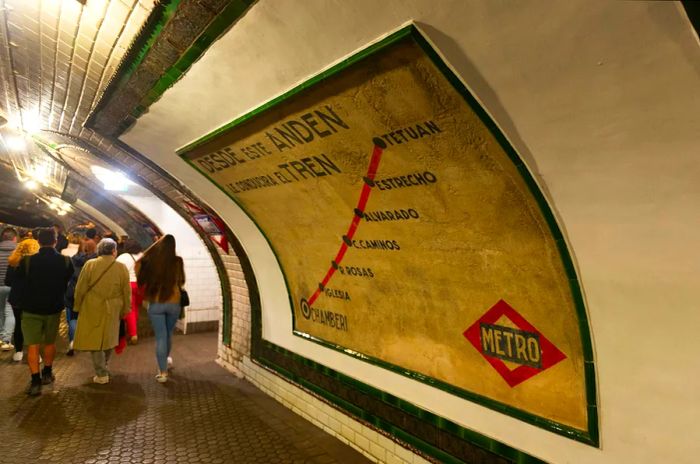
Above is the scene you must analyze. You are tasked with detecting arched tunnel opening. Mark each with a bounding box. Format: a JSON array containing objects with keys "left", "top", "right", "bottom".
[{"left": 0, "top": 126, "right": 228, "bottom": 351}]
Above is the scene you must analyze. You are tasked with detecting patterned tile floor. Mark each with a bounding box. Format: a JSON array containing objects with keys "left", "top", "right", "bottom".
[{"left": 0, "top": 329, "right": 370, "bottom": 464}]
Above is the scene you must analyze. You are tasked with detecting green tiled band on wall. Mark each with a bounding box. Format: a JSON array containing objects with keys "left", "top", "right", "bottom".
[
  {"left": 252, "top": 336, "right": 546, "bottom": 464},
  {"left": 132, "top": 0, "right": 256, "bottom": 119},
  {"left": 87, "top": 0, "right": 182, "bottom": 127},
  {"left": 86, "top": 0, "right": 256, "bottom": 136}
]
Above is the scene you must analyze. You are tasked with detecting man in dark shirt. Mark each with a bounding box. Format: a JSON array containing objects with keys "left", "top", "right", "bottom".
[{"left": 16, "top": 228, "right": 74, "bottom": 396}]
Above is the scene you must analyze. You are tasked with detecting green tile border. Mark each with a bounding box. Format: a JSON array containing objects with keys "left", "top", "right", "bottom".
[
  {"left": 175, "top": 23, "right": 599, "bottom": 460},
  {"left": 254, "top": 339, "right": 548, "bottom": 464},
  {"left": 87, "top": 0, "right": 255, "bottom": 134},
  {"left": 131, "top": 0, "right": 256, "bottom": 120},
  {"left": 86, "top": 0, "right": 181, "bottom": 128}
]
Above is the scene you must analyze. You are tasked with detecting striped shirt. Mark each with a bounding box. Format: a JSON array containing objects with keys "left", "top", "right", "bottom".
[{"left": 0, "top": 240, "right": 17, "bottom": 284}]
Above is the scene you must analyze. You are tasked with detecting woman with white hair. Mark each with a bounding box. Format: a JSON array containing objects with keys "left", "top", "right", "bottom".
[{"left": 73, "top": 238, "right": 131, "bottom": 384}]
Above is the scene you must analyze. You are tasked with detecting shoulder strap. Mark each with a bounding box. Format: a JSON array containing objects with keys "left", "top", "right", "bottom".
[
  {"left": 23, "top": 256, "right": 31, "bottom": 276},
  {"left": 84, "top": 260, "right": 117, "bottom": 296}
]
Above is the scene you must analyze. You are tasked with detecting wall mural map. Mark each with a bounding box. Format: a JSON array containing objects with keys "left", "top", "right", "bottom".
[{"left": 180, "top": 28, "right": 595, "bottom": 437}]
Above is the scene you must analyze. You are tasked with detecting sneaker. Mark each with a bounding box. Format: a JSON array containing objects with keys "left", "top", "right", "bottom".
[
  {"left": 12, "top": 351, "right": 23, "bottom": 362},
  {"left": 129, "top": 335, "right": 138, "bottom": 345},
  {"left": 92, "top": 375, "right": 109, "bottom": 384},
  {"left": 167, "top": 356, "right": 173, "bottom": 367},
  {"left": 155, "top": 373, "right": 168, "bottom": 383},
  {"left": 1, "top": 341, "right": 13, "bottom": 351},
  {"left": 26, "top": 382, "right": 41, "bottom": 396}
]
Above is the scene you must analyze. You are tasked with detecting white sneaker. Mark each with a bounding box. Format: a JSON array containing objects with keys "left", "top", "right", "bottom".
[
  {"left": 1, "top": 341, "right": 13, "bottom": 351},
  {"left": 12, "top": 351, "right": 23, "bottom": 362},
  {"left": 93, "top": 375, "right": 109, "bottom": 384},
  {"left": 167, "top": 356, "right": 173, "bottom": 367},
  {"left": 155, "top": 373, "right": 168, "bottom": 383}
]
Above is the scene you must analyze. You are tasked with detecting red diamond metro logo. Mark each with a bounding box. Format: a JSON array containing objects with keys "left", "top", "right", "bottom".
[{"left": 463, "top": 300, "right": 566, "bottom": 387}]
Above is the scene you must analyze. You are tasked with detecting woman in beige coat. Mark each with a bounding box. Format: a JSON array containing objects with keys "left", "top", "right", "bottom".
[{"left": 73, "top": 239, "right": 130, "bottom": 384}]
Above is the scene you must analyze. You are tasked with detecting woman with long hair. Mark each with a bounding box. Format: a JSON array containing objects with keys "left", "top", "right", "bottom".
[{"left": 135, "top": 235, "right": 184, "bottom": 383}]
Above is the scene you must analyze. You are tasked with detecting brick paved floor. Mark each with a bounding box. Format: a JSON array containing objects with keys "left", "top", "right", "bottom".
[{"left": 0, "top": 329, "right": 370, "bottom": 464}]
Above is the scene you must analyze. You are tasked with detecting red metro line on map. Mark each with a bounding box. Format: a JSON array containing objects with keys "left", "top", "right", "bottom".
[{"left": 302, "top": 136, "right": 387, "bottom": 306}]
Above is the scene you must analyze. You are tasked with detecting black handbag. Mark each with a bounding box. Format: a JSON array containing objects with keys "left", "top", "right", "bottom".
[
  {"left": 179, "top": 289, "right": 190, "bottom": 307},
  {"left": 179, "top": 288, "right": 189, "bottom": 320}
]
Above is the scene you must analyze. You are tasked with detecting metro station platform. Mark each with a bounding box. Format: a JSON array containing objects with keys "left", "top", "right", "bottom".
[{"left": 0, "top": 331, "right": 369, "bottom": 464}]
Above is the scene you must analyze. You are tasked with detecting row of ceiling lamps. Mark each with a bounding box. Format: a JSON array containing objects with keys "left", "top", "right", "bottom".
[{"left": 2, "top": 109, "right": 134, "bottom": 193}]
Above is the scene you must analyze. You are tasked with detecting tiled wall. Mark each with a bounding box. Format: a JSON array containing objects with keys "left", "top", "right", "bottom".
[
  {"left": 120, "top": 193, "right": 222, "bottom": 330},
  {"left": 216, "top": 250, "right": 251, "bottom": 371},
  {"left": 214, "top": 246, "right": 426, "bottom": 464},
  {"left": 216, "top": 351, "right": 432, "bottom": 464},
  {"left": 182, "top": 254, "right": 222, "bottom": 327},
  {"left": 237, "top": 358, "right": 434, "bottom": 464}
]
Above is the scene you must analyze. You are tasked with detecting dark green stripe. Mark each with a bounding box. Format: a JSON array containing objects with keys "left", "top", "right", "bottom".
[
  {"left": 131, "top": 0, "right": 255, "bottom": 119},
  {"left": 86, "top": 0, "right": 181, "bottom": 127}
]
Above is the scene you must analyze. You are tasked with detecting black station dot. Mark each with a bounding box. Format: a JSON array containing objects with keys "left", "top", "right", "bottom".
[{"left": 373, "top": 137, "right": 387, "bottom": 149}]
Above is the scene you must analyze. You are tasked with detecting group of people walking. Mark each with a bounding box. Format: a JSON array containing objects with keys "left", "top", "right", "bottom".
[{"left": 0, "top": 226, "right": 186, "bottom": 395}]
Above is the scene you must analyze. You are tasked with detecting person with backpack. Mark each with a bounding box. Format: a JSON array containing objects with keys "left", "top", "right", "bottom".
[
  {"left": 63, "top": 238, "right": 97, "bottom": 356},
  {"left": 14, "top": 228, "right": 73, "bottom": 396}
]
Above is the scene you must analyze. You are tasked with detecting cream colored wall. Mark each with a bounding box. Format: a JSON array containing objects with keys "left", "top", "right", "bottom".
[{"left": 121, "top": 2, "right": 700, "bottom": 463}]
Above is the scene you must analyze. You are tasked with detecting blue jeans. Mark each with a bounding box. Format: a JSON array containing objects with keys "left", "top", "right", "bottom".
[
  {"left": 147, "top": 303, "right": 179, "bottom": 372},
  {"left": 0, "top": 286, "right": 14, "bottom": 343},
  {"left": 65, "top": 308, "right": 77, "bottom": 342}
]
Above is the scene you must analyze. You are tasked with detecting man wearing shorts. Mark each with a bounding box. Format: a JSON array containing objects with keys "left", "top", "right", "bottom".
[{"left": 16, "top": 228, "right": 73, "bottom": 396}]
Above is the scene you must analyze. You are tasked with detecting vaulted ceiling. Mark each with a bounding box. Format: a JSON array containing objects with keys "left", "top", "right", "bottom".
[
  {"left": 0, "top": 0, "right": 160, "bottom": 231},
  {"left": 0, "top": 0, "right": 157, "bottom": 134},
  {"left": 0, "top": 0, "right": 184, "bottom": 240},
  {"left": 0, "top": 0, "right": 239, "bottom": 262}
]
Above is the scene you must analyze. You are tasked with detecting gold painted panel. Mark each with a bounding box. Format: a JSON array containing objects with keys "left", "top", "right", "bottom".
[{"left": 182, "top": 36, "right": 587, "bottom": 430}]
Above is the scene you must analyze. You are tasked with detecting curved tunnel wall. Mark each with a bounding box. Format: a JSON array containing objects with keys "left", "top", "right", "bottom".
[{"left": 119, "top": 2, "right": 700, "bottom": 464}]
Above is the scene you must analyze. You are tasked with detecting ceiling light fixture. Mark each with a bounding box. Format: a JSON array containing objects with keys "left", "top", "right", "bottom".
[
  {"left": 21, "top": 110, "right": 42, "bottom": 134},
  {"left": 5, "top": 135, "right": 25, "bottom": 151},
  {"left": 91, "top": 165, "right": 133, "bottom": 191}
]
